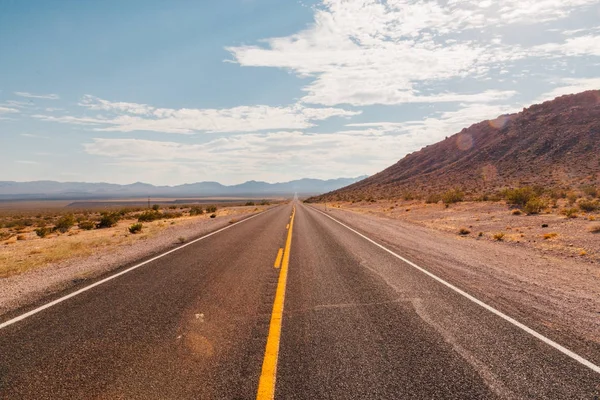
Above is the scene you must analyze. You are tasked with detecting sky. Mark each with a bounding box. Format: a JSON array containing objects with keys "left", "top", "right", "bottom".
[{"left": 1, "top": 0, "right": 599, "bottom": 185}]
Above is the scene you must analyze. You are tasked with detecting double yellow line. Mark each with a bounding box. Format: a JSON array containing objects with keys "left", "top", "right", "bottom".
[{"left": 257, "top": 206, "right": 296, "bottom": 400}]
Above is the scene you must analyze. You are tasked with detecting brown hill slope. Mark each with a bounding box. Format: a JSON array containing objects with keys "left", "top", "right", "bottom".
[{"left": 312, "top": 90, "right": 600, "bottom": 201}]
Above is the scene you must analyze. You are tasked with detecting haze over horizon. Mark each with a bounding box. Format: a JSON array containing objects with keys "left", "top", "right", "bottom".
[{"left": 2, "top": 0, "right": 599, "bottom": 186}]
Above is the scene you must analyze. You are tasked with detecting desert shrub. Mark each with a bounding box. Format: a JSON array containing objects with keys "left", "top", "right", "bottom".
[
  {"left": 523, "top": 197, "right": 546, "bottom": 215},
  {"left": 54, "top": 214, "right": 76, "bottom": 233},
  {"left": 590, "top": 224, "right": 600, "bottom": 233},
  {"left": 493, "top": 232, "right": 505, "bottom": 241},
  {"left": 581, "top": 185, "right": 598, "bottom": 198},
  {"left": 189, "top": 206, "right": 204, "bottom": 216},
  {"left": 152, "top": 204, "right": 160, "bottom": 211},
  {"left": 403, "top": 192, "right": 415, "bottom": 201},
  {"left": 35, "top": 227, "right": 50, "bottom": 238},
  {"left": 425, "top": 193, "right": 441, "bottom": 204},
  {"left": 169, "top": 205, "right": 178, "bottom": 210},
  {"left": 458, "top": 227, "right": 470, "bottom": 235},
  {"left": 549, "top": 188, "right": 567, "bottom": 200},
  {"left": 210, "top": 213, "right": 216, "bottom": 218},
  {"left": 503, "top": 187, "right": 535, "bottom": 206},
  {"left": 567, "top": 191, "right": 578, "bottom": 205},
  {"left": 128, "top": 223, "right": 143, "bottom": 234},
  {"left": 205, "top": 205, "right": 217, "bottom": 213},
  {"left": 442, "top": 189, "right": 464, "bottom": 204},
  {"left": 561, "top": 208, "right": 578, "bottom": 218},
  {"left": 543, "top": 232, "right": 558, "bottom": 240},
  {"left": 511, "top": 209, "right": 522, "bottom": 215},
  {"left": 178, "top": 236, "right": 186, "bottom": 243},
  {"left": 16, "top": 234, "right": 26, "bottom": 241},
  {"left": 260, "top": 200, "right": 271, "bottom": 206},
  {"left": 578, "top": 199, "right": 599, "bottom": 212},
  {"left": 97, "top": 212, "right": 120, "bottom": 228},
  {"left": 245, "top": 201, "right": 255, "bottom": 206},
  {"left": 137, "top": 211, "right": 162, "bottom": 222},
  {"left": 78, "top": 221, "right": 95, "bottom": 231},
  {"left": 162, "top": 211, "right": 183, "bottom": 219}
]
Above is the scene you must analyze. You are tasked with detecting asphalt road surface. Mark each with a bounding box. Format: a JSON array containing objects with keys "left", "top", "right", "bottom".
[{"left": 1, "top": 202, "right": 598, "bottom": 399}]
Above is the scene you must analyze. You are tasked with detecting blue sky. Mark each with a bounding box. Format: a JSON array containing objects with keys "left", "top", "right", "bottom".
[{"left": 1, "top": 0, "right": 599, "bottom": 185}]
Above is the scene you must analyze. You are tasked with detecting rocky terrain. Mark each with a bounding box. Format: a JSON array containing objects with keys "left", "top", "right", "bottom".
[{"left": 311, "top": 90, "right": 600, "bottom": 201}]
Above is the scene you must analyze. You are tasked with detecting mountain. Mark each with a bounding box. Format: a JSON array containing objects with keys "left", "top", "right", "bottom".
[
  {"left": 309, "top": 90, "right": 600, "bottom": 201},
  {"left": 0, "top": 176, "right": 368, "bottom": 200}
]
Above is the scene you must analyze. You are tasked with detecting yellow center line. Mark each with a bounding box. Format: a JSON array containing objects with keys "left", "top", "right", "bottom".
[
  {"left": 257, "top": 206, "right": 296, "bottom": 400},
  {"left": 273, "top": 248, "right": 283, "bottom": 269}
]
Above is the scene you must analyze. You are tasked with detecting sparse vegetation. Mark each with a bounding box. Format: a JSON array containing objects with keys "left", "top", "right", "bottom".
[
  {"left": 138, "top": 210, "right": 162, "bottom": 222},
  {"left": 511, "top": 209, "right": 522, "bottom": 215},
  {"left": 16, "top": 234, "right": 26, "bottom": 241},
  {"left": 503, "top": 187, "right": 535, "bottom": 206},
  {"left": 442, "top": 189, "right": 464, "bottom": 204},
  {"left": 245, "top": 201, "right": 255, "bottom": 206},
  {"left": 543, "top": 232, "right": 558, "bottom": 240},
  {"left": 78, "top": 221, "right": 95, "bottom": 231},
  {"left": 128, "top": 223, "right": 143, "bottom": 234},
  {"left": 590, "top": 224, "right": 600, "bottom": 233},
  {"left": 189, "top": 206, "right": 204, "bottom": 216},
  {"left": 152, "top": 204, "right": 160, "bottom": 211},
  {"left": 34, "top": 227, "right": 50, "bottom": 238},
  {"left": 578, "top": 199, "right": 599, "bottom": 212},
  {"left": 493, "top": 232, "right": 505, "bottom": 241},
  {"left": 425, "top": 193, "right": 442, "bottom": 204},
  {"left": 97, "top": 212, "right": 120, "bottom": 228},
  {"left": 178, "top": 236, "right": 186, "bottom": 243},
  {"left": 562, "top": 208, "right": 578, "bottom": 219},
  {"left": 458, "top": 227, "right": 470, "bottom": 235},
  {"left": 523, "top": 197, "right": 546, "bottom": 215},
  {"left": 210, "top": 213, "right": 216, "bottom": 218},
  {"left": 54, "top": 214, "right": 76, "bottom": 233},
  {"left": 205, "top": 205, "right": 217, "bottom": 213}
]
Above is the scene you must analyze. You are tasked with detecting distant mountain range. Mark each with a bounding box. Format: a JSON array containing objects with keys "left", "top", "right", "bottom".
[
  {"left": 0, "top": 176, "right": 368, "bottom": 200},
  {"left": 310, "top": 90, "right": 600, "bottom": 201}
]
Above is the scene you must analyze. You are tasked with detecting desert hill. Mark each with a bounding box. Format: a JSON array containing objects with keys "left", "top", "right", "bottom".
[{"left": 310, "top": 90, "right": 600, "bottom": 201}]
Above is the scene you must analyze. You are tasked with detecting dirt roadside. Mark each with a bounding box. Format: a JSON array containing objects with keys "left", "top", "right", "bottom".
[
  {"left": 0, "top": 206, "right": 272, "bottom": 317},
  {"left": 309, "top": 203, "right": 600, "bottom": 350}
]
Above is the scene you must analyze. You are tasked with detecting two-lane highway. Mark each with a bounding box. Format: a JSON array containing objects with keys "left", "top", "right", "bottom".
[{"left": 1, "top": 202, "right": 599, "bottom": 399}]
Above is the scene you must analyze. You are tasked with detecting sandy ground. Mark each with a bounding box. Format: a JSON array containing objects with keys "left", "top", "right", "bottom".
[
  {"left": 0, "top": 205, "right": 271, "bottom": 317},
  {"left": 311, "top": 201, "right": 600, "bottom": 346}
]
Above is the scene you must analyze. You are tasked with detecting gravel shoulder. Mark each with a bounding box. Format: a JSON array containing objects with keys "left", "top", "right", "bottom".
[
  {"left": 311, "top": 203, "right": 600, "bottom": 351},
  {"left": 0, "top": 206, "right": 272, "bottom": 317}
]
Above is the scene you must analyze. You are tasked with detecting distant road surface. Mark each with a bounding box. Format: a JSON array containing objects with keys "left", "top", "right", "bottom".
[{"left": 1, "top": 202, "right": 598, "bottom": 399}]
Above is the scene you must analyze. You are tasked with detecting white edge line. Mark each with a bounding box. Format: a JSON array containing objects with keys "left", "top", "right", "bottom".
[
  {"left": 0, "top": 209, "right": 273, "bottom": 330},
  {"left": 308, "top": 204, "right": 600, "bottom": 375}
]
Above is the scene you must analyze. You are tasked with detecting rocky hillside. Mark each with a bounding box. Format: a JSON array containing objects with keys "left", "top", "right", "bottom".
[{"left": 311, "top": 90, "right": 600, "bottom": 201}]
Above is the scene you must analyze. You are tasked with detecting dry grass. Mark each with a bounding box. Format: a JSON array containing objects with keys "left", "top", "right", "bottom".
[
  {"left": 543, "top": 232, "right": 558, "bottom": 240},
  {"left": 0, "top": 204, "right": 267, "bottom": 278}
]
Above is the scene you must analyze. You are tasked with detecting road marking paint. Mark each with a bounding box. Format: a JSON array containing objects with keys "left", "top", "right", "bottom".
[
  {"left": 257, "top": 206, "right": 295, "bottom": 399},
  {"left": 309, "top": 205, "right": 600, "bottom": 375},
  {"left": 0, "top": 209, "right": 274, "bottom": 331},
  {"left": 274, "top": 248, "right": 283, "bottom": 269}
]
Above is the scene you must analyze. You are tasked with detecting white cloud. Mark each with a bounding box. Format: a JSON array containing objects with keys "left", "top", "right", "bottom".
[
  {"left": 34, "top": 95, "right": 360, "bottom": 134},
  {"left": 82, "top": 101, "right": 519, "bottom": 183},
  {"left": 14, "top": 91, "right": 60, "bottom": 100},
  {"left": 0, "top": 106, "right": 19, "bottom": 114},
  {"left": 227, "top": 0, "right": 599, "bottom": 106},
  {"left": 533, "top": 35, "right": 600, "bottom": 57},
  {"left": 21, "top": 133, "right": 50, "bottom": 139},
  {"left": 534, "top": 77, "right": 600, "bottom": 103}
]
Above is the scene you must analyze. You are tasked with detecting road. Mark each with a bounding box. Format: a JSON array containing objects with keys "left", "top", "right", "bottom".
[{"left": 0, "top": 202, "right": 598, "bottom": 399}]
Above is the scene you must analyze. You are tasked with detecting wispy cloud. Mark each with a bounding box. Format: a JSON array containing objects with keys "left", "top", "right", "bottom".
[
  {"left": 534, "top": 77, "right": 600, "bottom": 103},
  {"left": 226, "top": 0, "right": 599, "bottom": 106},
  {"left": 15, "top": 160, "right": 39, "bottom": 165},
  {"left": 14, "top": 91, "right": 60, "bottom": 100},
  {"left": 33, "top": 95, "right": 361, "bottom": 134},
  {"left": 21, "top": 133, "right": 50, "bottom": 139},
  {"left": 0, "top": 106, "right": 19, "bottom": 114}
]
